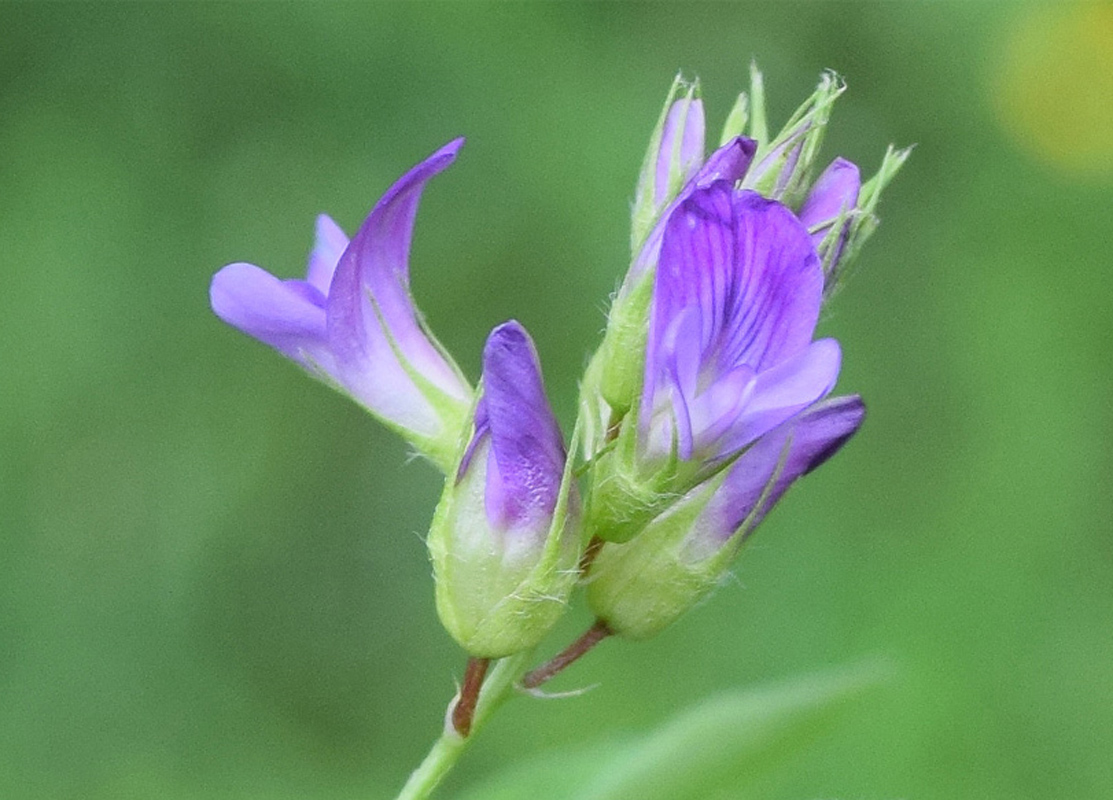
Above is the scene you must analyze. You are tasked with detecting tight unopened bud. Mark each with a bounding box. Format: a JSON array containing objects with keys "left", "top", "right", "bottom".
[{"left": 428, "top": 321, "right": 580, "bottom": 658}]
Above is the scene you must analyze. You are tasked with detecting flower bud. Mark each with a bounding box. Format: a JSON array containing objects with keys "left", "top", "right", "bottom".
[
  {"left": 587, "top": 396, "right": 865, "bottom": 640},
  {"left": 428, "top": 321, "right": 580, "bottom": 658},
  {"left": 742, "top": 69, "right": 845, "bottom": 207},
  {"left": 799, "top": 157, "right": 861, "bottom": 283},
  {"left": 631, "top": 74, "right": 706, "bottom": 253},
  {"left": 819, "top": 144, "right": 913, "bottom": 297}
]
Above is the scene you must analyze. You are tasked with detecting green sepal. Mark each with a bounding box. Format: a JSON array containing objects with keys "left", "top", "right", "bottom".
[
  {"left": 587, "top": 433, "right": 792, "bottom": 639},
  {"left": 593, "top": 270, "right": 654, "bottom": 416},
  {"left": 428, "top": 416, "right": 582, "bottom": 658},
  {"left": 744, "top": 70, "right": 845, "bottom": 208},
  {"left": 586, "top": 469, "right": 727, "bottom": 639}
]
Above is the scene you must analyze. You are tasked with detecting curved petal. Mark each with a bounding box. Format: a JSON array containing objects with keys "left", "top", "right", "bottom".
[
  {"left": 210, "top": 262, "right": 331, "bottom": 371},
  {"left": 686, "top": 394, "right": 866, "bottom": 558},
  {"left": 720, "top": 338, "right": 842, "bottom": 454},
  {"left": 480, "top": 321, "right": 566, "bottom": 535},
  {"left": 326, "top": 138, "right": 470, "bottom": 436},
  {"left": 305, "top": 213, "right": 349, "bottom": 295}
]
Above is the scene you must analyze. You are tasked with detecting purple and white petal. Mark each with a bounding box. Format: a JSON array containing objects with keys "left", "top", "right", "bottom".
[
  {"left": 640, "top": 182, "right": 828, "bottom": 464},
  {"left": 685, "top": 394, "right": 865, "bottom": 558},
  {"left": 327, "top": 139, "right": 470, "bottom": 435},
  {"left": 209, "top": 262, "right": 332, "bottom": 371},
  {"left": 479, "top": 321, "right": 566, "bottom": 535},
  {"left": 717, "top": 338, "right": 841, "bottom": 454}
]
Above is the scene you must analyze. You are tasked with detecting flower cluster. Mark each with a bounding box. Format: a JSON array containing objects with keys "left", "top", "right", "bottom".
[{"left": 210, "top": 67, "right": 907, "bottom": 668}]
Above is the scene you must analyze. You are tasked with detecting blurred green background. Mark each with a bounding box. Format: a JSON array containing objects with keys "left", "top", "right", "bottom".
[{"left": 2, "top": 2, "right": 1111, "bottom": 798}]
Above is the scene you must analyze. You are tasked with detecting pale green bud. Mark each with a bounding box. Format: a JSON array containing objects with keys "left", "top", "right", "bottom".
[{"left": 428, "top": 321, "right": 581, "bottom": 658}]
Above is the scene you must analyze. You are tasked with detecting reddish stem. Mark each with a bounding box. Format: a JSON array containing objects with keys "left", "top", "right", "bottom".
[
  {"left": 521, "top": 620, "right": 613, "bottom": 689},
  {"left": 451, "top": 657, "right": 490, "bottom": 737},
  {"left": 578, "top": 535, "right": 604, "bottom": 575}
]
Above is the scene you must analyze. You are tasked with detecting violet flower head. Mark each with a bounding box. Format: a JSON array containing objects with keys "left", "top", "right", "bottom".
[
  {"left": 640, "top": 181, "right": 841, "bottom": 467},
  {"left": 429, "top": 321, "right": 580, "bottom": 658},
  {"left": 210, "top": 139, "right": 471, "bottom": 470}
]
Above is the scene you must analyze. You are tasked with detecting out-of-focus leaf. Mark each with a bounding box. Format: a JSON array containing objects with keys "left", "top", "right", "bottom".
[{"left": 454, "top": 660, "right": 891, "bottom": 800}]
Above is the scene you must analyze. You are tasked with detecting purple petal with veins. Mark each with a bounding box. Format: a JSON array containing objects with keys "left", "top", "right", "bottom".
[{"left": 640, "top": 181, "right": 834, "bottom": 463}]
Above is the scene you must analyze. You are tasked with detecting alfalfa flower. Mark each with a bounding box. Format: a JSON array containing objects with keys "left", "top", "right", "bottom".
[
  {"left": 585, "top": 181, "right": 842, "bottom": 543},
  {"left": 587, "top": 75, "right": 758, "bottom": 422},
  {"left": 209, "top": 139, "right": 471, "bottom": 471},
  {"left": 428, "top": 321, "right": 581, "bottom": 658},
  {"left": 585, "top": 68, "right": 908, "bottom": 440},
  {"left": 587, "top": 395, "right": 864, "bottom": 640}
]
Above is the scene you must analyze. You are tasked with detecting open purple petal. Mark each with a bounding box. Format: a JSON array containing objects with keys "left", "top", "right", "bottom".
[
  {"left": 640, "top": 182, "right": 827, "bottom": 462},
  {"left": 479, "top": 321, "right": 566, "bottom": 535},
  {"left": 717, "top": 338, "right": 841, "bottom": 454},
  {"left": 326, "top": 139, "right": 470, "bottom": 435},
  {"left": 305, "top": 213, "right": 349, "bottom": 295},
  {"left": 210, "top": 262, "right": 332, "bottom": 371},
  {"left": 687, "top": 394, "right": 866, "bottom": 556}
]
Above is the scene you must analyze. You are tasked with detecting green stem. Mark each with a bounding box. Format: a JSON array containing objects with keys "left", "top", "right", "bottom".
[{"left": 394, "top": 649, "right": 534, "bottom": 800}]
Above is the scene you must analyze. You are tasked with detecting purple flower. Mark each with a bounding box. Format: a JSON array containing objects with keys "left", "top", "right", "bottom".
[
  {"left": 683, "top": 394, "right": 865, "bottom": 561},
  {"left": 210, "top": 140, "right": 471, "bottom": 469},
  {"left": 587, "top": 394, "right": 865, "bottom": 639},
  {"left": 430, "top": 321, "right": 580, "bottom": 657},
  {"left": 639, "top": 180, "right": 841, "bottom": 467}
]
